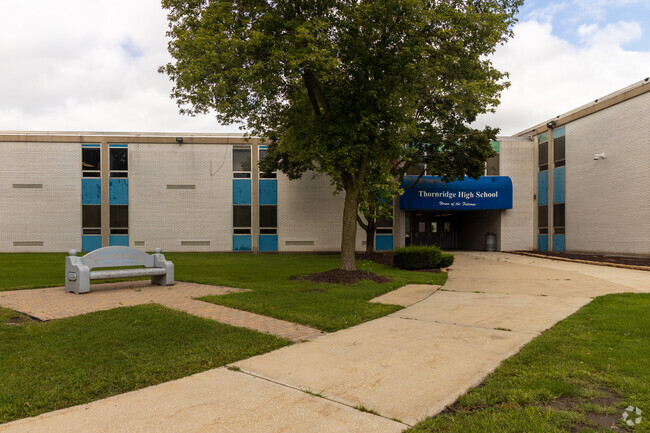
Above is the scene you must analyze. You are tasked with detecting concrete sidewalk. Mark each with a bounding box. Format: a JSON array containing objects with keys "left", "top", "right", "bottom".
[
  {"left": 1, "top": 252, "right": 647, "bottom": 432},
  {"left": 0, "top": 280, "right": 323, "bottom": 342}
]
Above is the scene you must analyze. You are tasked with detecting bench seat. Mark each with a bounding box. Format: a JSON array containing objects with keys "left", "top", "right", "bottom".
[{"left": 89, "top": 267, "right": 167, "bottom": 280}]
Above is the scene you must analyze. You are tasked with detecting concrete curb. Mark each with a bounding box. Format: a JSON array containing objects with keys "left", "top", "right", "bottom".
[{"left": 509, "top": 251, "right": 650, "bottom": 272}]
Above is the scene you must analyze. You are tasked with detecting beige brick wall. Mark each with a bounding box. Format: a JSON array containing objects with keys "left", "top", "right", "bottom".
[
  {"left": 0, "top": 142, "right": 81, "bottom": 252},
  {"left": 499, "top": 138, "right": 536, "bottom": 251},
  {"left": 277, "top": 172, "right": 365, "bottom": 252},
  {"left": 565, "top": 92, "right": 650, "bottom": 255},
  {"left": 129, "top": 142, "right": 233, "bottom": 252}
]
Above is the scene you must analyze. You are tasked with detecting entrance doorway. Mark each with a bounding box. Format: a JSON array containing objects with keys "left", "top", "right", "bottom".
[{"left": 410, "top": 213, "right": 455, "bottom": 249}]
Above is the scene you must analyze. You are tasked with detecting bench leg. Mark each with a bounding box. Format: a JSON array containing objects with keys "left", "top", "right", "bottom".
[
  {"left": 65, "top": 258, "right": 90, "bottom": 294},
  {"left": 152, "top": 260, "right": 174, "bottom": 286}
]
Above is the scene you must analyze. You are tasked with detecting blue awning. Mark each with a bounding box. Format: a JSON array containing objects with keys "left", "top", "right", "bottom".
[{"left": 400, "top": 176, "right": 513, "bottom": 210}]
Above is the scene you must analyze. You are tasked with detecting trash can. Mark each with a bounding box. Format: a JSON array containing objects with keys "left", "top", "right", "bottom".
[{"left": 485, "top": 232, "right": 496, "bottom": 252}]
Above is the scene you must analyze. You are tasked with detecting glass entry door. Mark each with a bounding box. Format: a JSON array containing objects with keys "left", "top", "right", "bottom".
[{"left": 410, "top": 213, "right": 455, "bottom": 249}]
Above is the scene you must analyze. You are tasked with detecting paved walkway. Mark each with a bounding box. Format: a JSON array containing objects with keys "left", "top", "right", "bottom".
[
  {"left": 0, "top": 280, "right": 324, "bottom": 342},
  {"left": 1, "top": 253, "right": 648, "bottom": 432}
]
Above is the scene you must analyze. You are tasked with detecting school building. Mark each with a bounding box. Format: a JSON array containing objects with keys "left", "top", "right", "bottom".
[{"left": 0, "top": 79, "right": 648, "bottom": 256}]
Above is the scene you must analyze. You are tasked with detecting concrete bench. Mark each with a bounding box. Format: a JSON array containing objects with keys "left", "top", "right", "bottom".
[{"left": 65, "top": 246, "right": 174, "bottom": 294}]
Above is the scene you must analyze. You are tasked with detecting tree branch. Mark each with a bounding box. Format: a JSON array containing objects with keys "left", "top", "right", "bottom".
[
  {"left": 357, "top": 213, "right": 368, "bottom": 230},
  {"left": 302, "top": 69, "right": 331, "bottom": 119}
]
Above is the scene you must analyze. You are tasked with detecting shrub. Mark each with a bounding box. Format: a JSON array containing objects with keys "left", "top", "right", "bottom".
[
  {"left": 439, "top": 252, "right": 455, "bottom": 268},
  {"left": 393, "top": 245, "right": 454, "bottom": 270}
]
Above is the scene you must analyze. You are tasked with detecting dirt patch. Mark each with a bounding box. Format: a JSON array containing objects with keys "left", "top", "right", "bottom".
[
  {"left": 514, "top": 250, "right": 650, "bottom": 269},
  {"left": 356, "top": 252, "right": 443, "bottom": 273},
  {"left": 356, "top": 252, "right": 394, "bottom": 267},
  {"left": 1, "top": 313, "right": 33, "bottom": 326},
  {"left": 294, "top": 269, "right": 392, "bottom": 284},
  {"left": 541, "top": 388, "right": 623, "bottom": 432}
]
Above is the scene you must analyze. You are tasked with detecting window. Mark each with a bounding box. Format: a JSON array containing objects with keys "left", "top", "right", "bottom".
[
  {"left": 82, "top": 147, "right": 100, "bottom": 177},
  {"left": 259, "top": 205, "right": 277, "bottom": 234},
  {"left": 110, "top": 147, "right": 128, "bottom": 177},
  {"left": 486, "top": 155, "right": 499, "bottom": 175},
  {"left": 233, "top": 147, "right": 252, "bottom": 178},
  {"left": 553, "top": 135, "right": 565, "bottom": 167},
  {"left": 82, "top": 205, "right": 101, "bottom": 234},
  {"left": 553, "top": 203, "right": 565, "bottom": 234},
  {"left": 376, "top": 216, "right": 393, "bottom": 235},
  {"left": 110, "top": 205, "right": 128, "bottom": 234},
  {"left": 406, "top": 163, "right": 425, "bottom": 176},
  {"left": 259, "top": 147, "right": 277, "bottom": 178},
  {"left": 538, "top": 138, "right": 549, "bottom": 171},
  {"left": 538, "top": 205, "right": 548, "bottom": 234},
  {"left": 233, "top": 205, "right": 251, "bottom": 234}
]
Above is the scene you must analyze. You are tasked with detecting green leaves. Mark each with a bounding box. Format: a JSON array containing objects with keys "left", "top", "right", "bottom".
[{"left": 161, "top": 0, "right": 522, "bottom": 267}]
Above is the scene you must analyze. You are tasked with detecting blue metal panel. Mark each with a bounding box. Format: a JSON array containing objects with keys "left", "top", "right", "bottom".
[
  {"left": 109, "top": 179, "right": 129, "bottom": 205},
  {"left": 400, "top": 176, "right": 513, "bottom": 210},
  {"left": 553, "top": 235, "right": 565, "bottom": 252},
  {"left": 233, "top": 179, "right": 252, "bottom": 205},
  {"left": 375, "top": 234, "right": 394, "bottom": 251},
  {"left": 109, "top": 144, "right": 128, "bottom": 148},
  {"left": 82, "top": 235, "right": 102, "bottom": 252},
  {"left": 82, "top": 178, "right": 101, "bottom": 205},
  {"left": 554, "top": 126, "right": 566, "bottom": 138},
  {"left": 553, "top": 166, "right": 565, "bottom": 204},
  {"left": 109, "top": 235, "right": 129, "bottom": 247},
  {"left": 537, "top": 235, "right": 548, "bottom": 251},
  {"left": 233, "top": 235, "right": 252, "bottom": 251},
  {"left": 259, "top": 235, "right": 278, "bottom": 252},
  {"left": 82, "top": 144, "right": 100, "bottom": 148},
  {"left": 538, "top": 171, "right": 548, "bottom": 205},
  {"left": 259, "top": 179, "right": 278, "bottom": 205}
]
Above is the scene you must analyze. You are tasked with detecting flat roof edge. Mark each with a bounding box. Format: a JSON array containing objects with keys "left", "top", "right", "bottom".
[{"left": 0, "top": 131, "right": 262, "bottom": 145}]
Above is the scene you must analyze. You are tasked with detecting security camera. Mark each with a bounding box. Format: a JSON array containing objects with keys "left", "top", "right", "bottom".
[{"left": 593, "top": 153, "right": 605, "bottom": 160}]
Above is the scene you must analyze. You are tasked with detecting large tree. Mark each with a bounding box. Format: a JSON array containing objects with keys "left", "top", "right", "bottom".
[{"left": 160, "top": 0, "right": 522, "bottom": 270}]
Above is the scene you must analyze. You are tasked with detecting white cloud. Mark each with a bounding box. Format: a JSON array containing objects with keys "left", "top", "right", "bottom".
[
  {"left": 473, "top": 19, "right": 650, "bottom": 135},
  {"left": 0, "top": 2, "right": 649, "bottom": 136},
  {"left": 0, "top": 0, "right": 233, "bottom": 133}
]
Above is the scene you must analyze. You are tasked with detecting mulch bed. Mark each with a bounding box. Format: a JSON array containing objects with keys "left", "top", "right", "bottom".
[
  {"left": 293, "top": 269, "right": 392, "bottom": 284},
  {"left": 514, "top": 250, "right": 650, "bottom": 268}
]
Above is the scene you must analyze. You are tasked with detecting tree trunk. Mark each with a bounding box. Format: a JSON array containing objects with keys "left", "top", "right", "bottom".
[
  {"left": 365, "top": 221, "right": 376, "bottom": 254},
  {"left": 340, "top": 182, "right": 361, "bottom": 271}
]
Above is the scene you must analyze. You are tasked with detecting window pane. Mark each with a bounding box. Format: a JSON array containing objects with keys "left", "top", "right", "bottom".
[
  {"left": 82, "top": 148, "right": 100, "bottom": 171},
  {"left": 233, "top": 148, "right": 251, "bottom": 172},
  {"left": 377, "top": 216, "right": 393, "bottom": 228},
  {"left": 82, "top": 205, "right": 101, "bottom": 228},
  {"left": 538, "top": 141, "right": 548, "bottom": 169},
  {"left": 486, "top": 155, "right": 499, "bottom": 175},
  {"left": 538, "top": 205, "right": 548, "bottom": 228},
  {"left": 260, "top": 206, "right": 277, "bottom": 228},
  {"left": 553, "top": 203, "right": 565, "bottom": 228},
  {"left": 406, "top": 163, "right": 425, "bottom": 176},
  {"left": 553, "top": 135, "right": 565, "bottom": 164},
  {"left": 259, "top": 148, "right": 267, "bottom": 160},
  {"left": 110, "top": 148, "right": 128, "bottom": 171},
  {"left": 233, "top": 205, "right": 251, "bottom": 227},
  {"left": 110, "top": 205, "right": 129, "bottom": 228},
  {"left": 110, "top": 172, "right": 128, "bottom": 178}
]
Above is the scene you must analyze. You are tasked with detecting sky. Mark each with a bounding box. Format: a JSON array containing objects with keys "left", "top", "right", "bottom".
[{"left": 0, "top": 0, "right": 649, "bottom": 136}]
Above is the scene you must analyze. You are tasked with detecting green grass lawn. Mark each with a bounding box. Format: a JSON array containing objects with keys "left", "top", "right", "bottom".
[
  {"left": 165, "top": 253, "right": 446, "bottom": 332},
  {"left": 407, "top": 293, "right": 650, "bottom": 433},
  {"left": 0, "top": 253, "right": 69, "bottom": 290},
  {"left": 0, "top": 304, "right": 290, "bottom": 424},
  {"left": 0, "top": 252, "right": 447, "bottom": 332}
]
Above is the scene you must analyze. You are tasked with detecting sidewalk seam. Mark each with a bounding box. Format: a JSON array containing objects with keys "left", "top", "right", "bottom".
[
  {"left": 391, "top": 315, "right": 539, "bottom": 335},
  {"left": 230, "top": 367, "right": 413, "bottom": 428}
]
